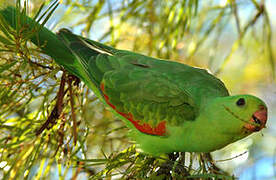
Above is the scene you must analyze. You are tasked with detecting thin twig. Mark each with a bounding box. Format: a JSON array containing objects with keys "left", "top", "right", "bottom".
[
  {"left": 29, "top": 59, "right": 52, "bottom": 70},
  {"left": 231, "top": 0, "right": 241, "bottom": 36},
  {"left": 68, "top": 75, "right": 78, "bottom": 145},
  {"left": 215, "top": 151, "right": 248, "bottom": 162}
]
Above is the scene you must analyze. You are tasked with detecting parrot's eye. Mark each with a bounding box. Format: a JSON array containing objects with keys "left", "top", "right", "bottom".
[{"left": 236, "top": 98, "right": 245, "bottom": 106}]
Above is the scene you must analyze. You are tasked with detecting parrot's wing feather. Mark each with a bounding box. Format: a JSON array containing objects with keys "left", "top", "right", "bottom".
[
  {"left": 57, "top": 30, "right": 199, "bottom": 136},
  {"left": 101, "top": 59, "right": 198, "bottom": 136}
]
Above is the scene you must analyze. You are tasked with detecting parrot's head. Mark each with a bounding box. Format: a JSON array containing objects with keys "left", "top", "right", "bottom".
[{"left": 206, "top": 95, "right": 267, "bottom": 135}]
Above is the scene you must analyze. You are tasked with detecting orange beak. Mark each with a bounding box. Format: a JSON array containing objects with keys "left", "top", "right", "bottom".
[{"left": 244, "top": 106, "right": 267, "bottom": 132}]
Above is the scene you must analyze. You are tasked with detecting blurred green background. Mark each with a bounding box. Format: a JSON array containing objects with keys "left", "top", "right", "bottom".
[{"left": 0, "top": 0, "right": 275, "bottom": 179}]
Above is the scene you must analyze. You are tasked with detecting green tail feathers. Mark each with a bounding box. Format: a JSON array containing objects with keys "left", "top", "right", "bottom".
[
  {"left": 0, "top": 6, "right": 75, "bottom": 66},
  {"left": 0, "top": 6, "right": 116, "bottom": 91}
]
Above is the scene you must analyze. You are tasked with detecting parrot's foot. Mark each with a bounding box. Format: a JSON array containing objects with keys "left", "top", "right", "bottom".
[{"left": 154, "top": 152, "right": 191, "bottom": 179}]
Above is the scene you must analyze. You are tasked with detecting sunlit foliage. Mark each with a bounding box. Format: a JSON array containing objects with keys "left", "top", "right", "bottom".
[{"left": 0, "top": 0, "right": 274, "bottom": 179}]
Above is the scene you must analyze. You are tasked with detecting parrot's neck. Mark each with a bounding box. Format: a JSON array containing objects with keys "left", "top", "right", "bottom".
[
  {"left": 190, "top": 86, "right": 229, "bottom": 112},
  {"left": 167, "top": 114, "right": 245, "bottom": 152}
]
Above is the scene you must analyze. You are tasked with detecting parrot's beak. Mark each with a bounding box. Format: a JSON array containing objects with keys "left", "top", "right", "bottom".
[{"left": 244, "top": 105, "right": 267, "bottom": 132}]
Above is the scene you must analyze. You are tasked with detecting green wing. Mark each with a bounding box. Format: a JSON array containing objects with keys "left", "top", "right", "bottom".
[{"left": 101, "top": 59, "right": 198, "bottom": 126}]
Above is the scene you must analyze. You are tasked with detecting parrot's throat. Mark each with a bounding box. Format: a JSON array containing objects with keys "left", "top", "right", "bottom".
[{"left": 100, "top": 83, "right": 167, "bottom": 136}]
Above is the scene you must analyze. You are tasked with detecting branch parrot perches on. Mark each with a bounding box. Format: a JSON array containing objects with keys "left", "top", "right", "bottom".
[{"left": 0, "top": 6, "right": 268, "bottom": 155}]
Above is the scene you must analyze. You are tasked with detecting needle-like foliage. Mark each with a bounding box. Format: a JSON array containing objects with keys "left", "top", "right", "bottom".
[{"left": 0, "top": 0, "right": 274, "bottom": 179}]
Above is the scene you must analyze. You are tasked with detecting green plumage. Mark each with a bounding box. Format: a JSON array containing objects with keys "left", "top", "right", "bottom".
[{"left": 0, "top": 6, "right": 268, "bottom": 155}]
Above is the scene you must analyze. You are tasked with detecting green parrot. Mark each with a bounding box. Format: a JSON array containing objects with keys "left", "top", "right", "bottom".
[{"left": 0, "top": 7, "right": 268, "bottom": 155}]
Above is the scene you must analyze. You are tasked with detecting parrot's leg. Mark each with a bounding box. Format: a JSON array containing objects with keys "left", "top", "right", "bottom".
[
  {"left": 155, "top": 159, "right": 172, "bottom": 177},
  {"left": 156, "top": 152, "right": 190, "bottom": 178}
]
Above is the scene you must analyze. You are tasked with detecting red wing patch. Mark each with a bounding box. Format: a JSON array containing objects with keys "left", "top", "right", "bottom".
[{"left": 100, "top": 83, "right": 166, "bottom": 136}]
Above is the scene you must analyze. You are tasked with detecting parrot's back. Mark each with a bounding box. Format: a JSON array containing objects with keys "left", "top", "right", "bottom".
[{"left": 58, "top": 29, "right": 230, "bottom": 109}]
